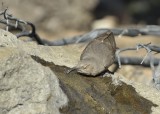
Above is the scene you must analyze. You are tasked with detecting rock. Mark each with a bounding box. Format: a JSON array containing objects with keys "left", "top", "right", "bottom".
[
  {"left": 31, "top": 56, "right": 156, "bottom": 114},
  {"left": 0, "top": 29, "right": 160, "bottom": 114},
  {"left": 0, "top": 30, "right": 68, "bottom": 114},
  {"left": 0, "top": 29, "right": 81, "bottom": 68},
  {"left": 0, "top": 29, "right": 20, "bottom": 47},
  {"left": 92, "top": 16, "right": 118, "bottom": 29}
]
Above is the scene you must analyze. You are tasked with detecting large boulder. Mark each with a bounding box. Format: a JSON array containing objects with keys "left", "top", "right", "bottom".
[{"left": 0, "top": 29, "right": 68, "bottom": 114}]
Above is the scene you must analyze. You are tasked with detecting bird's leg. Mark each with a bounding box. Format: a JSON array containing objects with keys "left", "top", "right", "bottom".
[
  {"left": 102, "top": 69, "right": 114, "bottom": 77},
  {"left": 66, "top": 67, "right": 77, "bottom": 74}
]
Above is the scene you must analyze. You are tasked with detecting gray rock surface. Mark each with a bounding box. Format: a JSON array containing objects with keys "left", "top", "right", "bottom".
[{"left": 0, "top": 29, "right": 68, "bottom": 114}]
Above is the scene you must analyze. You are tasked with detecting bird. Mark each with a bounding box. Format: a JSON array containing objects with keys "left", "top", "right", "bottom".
[{"left": 68, "top": 31, "right": 116, "bottom": 76}]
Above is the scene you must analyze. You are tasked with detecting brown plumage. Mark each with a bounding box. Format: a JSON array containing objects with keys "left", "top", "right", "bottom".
[{"left": 69, "top": 31, "right": 116, "bottom": 76}]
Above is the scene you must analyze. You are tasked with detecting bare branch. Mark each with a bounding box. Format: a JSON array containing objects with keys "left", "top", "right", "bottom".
[
  {"left": 0, "top": 8, "right": 44, "bottom": 45},
  {"left": 1, "top": 9, "right": 160, "bottom": 46},
  {"left": 48, "top": 26, "right": 160, "bottom": 45},
  {"left": 115, "top": 43, "right": 160, "bottom": 68},
  {"left": 136, "top": 43, "right": 152, "bottom": 64},
  {"left": 115, "top": 57, "right": 160, "bottom": 67}
]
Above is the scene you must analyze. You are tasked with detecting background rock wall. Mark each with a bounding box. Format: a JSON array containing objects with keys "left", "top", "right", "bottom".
[{"left": 2, "top": 0, "right": 98, "bottom": 33}]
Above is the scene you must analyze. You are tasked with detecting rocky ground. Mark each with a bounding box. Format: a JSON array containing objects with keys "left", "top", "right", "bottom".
[{"left": 0, "top": 29, "right": 160, "bottom": 114}]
